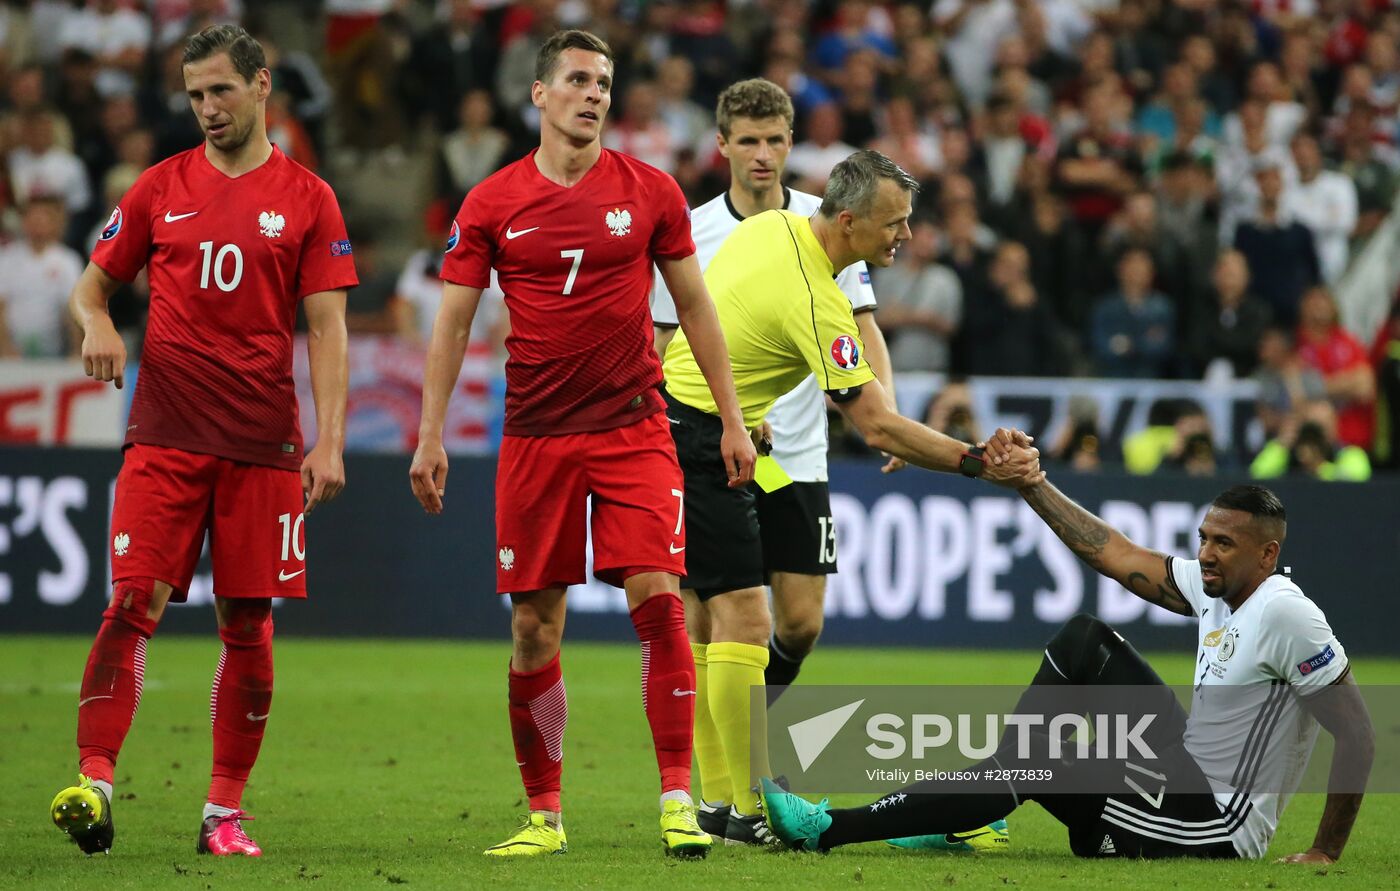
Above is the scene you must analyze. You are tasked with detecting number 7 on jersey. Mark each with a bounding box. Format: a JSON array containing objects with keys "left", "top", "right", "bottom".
[{"left": 560, "top": 249, "right": 584, "bottom": 295}]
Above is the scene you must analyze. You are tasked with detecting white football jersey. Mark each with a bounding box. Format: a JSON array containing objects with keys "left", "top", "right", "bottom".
[
  {"left": 652, "top": 188, "right": 876, "bottom": 481},
  {"left": 1168, "top": 558, "right": 1348, "bottom": 859}
]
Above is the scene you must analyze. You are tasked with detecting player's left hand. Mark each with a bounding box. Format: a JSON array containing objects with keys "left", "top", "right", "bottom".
[
  {"left": 880, "top": 454, "right": 907, "bottom": 473},
  {"left": 722, "top": 424, "right": 758, "bottom": 487},
  {"left": 301, "top": 444, "right": 345, "bottom": 514},
  {"left": 1276, "top": 849, "right": 1336, "bottom": 865}
]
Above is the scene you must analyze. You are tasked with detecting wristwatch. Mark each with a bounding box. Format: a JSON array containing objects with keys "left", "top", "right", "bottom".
[{"left": 958, "top": 446, "right": 986, "bottom": 478}]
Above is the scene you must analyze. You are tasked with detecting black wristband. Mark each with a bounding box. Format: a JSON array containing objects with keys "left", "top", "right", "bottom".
[{"left": 958, "top": 445, "right": 986, "bottom": 478}]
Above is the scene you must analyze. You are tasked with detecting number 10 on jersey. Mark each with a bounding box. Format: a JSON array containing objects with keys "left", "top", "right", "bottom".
[{"left": 199, "top": 241, "right": 244, "bottom": 292}]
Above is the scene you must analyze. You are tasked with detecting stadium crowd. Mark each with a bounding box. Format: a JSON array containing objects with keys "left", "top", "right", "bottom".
[{"left": 2, "top": 0, "right": 1400, "bottom": 474}]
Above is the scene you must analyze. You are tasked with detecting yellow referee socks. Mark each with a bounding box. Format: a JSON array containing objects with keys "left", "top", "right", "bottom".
[
  {"left": 690, "top": 642, "right": 731, "bottom": 806},
  {"left": 706, "top": 641, "right": 770, "bottom": 816}
]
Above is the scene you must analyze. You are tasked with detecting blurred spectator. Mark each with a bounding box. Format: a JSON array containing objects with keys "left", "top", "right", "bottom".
[
  {"left": 1014, "top": 192, "right": 1090, "bottom": 340},
  {"left": 1191, "top": 250, "right": 1273, "bottom": 379},
  {"left": 1051, "top": 397, "right": 1103, "bottom": 473},
  {"left": 57, "top": 0, "right": 152, "bottom": 97},
  {"left": 0, "top": 195, "right": 82, "bottom": 358},
  {"left": 1250, "top": 401, "right": 1371, "bottom": 482},
  {"left": 872, "top": 218, "right": 962, "bottom": 373},
  {"left": 78, "top": 92, "right": 139, "bottom": 188},
  {"left": 1333, "top": 105, "right": 1400, "bottom": 245},
  {"left": 266, "top": 90, "right": 319, "bottom": 172},
  {"left": 257, "top": 32, "right": 332, "bottom": 152},
  {"left": 969, "top": 92, "right": 1027, "bottom": 228},
  {"left": 1222, "top": 61, "right": 1306, "bottom": 150},
  {"left": 494, "top": 0, "right": 559, "bottom": 133},
  {"left": 403, "top": 0, "right": 496, "bottom": 134},
  {"left": 959, "top": 240, "right": 1061, "bottom": 377},
  {"left": 786, "top": 102, "right": 856, "bottom": 193},
  {"left": 1054, "top": 83, "right": 1139, "bottom": 243},
  {"left": 1216, "top": 101, "right": 1298, "bottom": 240},
  {"left": 1374, "top": 302, "right": 1400, "bottom": 468},
  {"left": 869, "top": 95, "right": 940, "bottom": 185},
  {"left": 8, "top": 109, "right": 91, "bottom": 216},
  {"left": 603, "top": 81, "right": 677, "bottom": 174},
  {"left": 1100, "top": 190, "right": 1192, "bottom": 306},
  {"left": 342, "top": 225, "right": 399, "bottom": 335},
  {"left": 1253, "top": 326, "right": 1326, "bottom": 441},
  {"left": 1089, "top": 248, "right": 1175, "bottom": 379},
  {"left": 325, "top": 0, "right": 403, "bottom": 152},
  {"left": 1288, "top": 131, "right": 1357, "bottom": 285},
  {"left": 1135, "top": 61, "right": 1218, "bottom": 151},
  {"left": 923, "top": 378, "right": 982, "bottom": 445},
  {"left": 932, "top": 0, "right": 1021, "bottom": 109},
  {"left": 436, "top": 89, "right": 507, "bottom": 206},
  {"left": 1123, "top": 399, "right": 1212, "bottom": 476},
  {"left": 55, "top": 49, "right": 104, "bottom": 149},
  {"left": 0, "top": 2, "right": 36, "bottom": 71},
  {"left": 1179, "top": 33, "right": 1237, "bottom": 115},
  {"left": 1, "top": 64, "right": 75, "bottom": 154},
  {"left": 156, "top": 0, "right": 238, "bottom": 50},
  {"left": 810, "top": 0, "right": 898, "bottom": 84},
  {"left": 1233, "top": 157, "right": 1320, "bottom": 328},
  {"left": 1295, "top": 286, "right": 1376, "bottom": 451},
  {"left": 836, "top": 48, "right": 881, "bottom": 148},
  {"left": 656, "top": 56, "right": 711, "bottom": 162},
  {"left": 938, "top": 198, "right": 996, "bottom": 315}
]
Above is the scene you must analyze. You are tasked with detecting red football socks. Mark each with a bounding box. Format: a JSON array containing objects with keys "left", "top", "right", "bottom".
[
  {"left": 629, "top": 593, "right": 694, "bottom": 794},
  {"left": 77, "top": 597, "right": 159, "bottom": 783},
  {"left": 207, "top": 613, "right": 274, "bottom": 809},
  {"left": 508, "top": 652, "right": 567, "bottom": 813}
]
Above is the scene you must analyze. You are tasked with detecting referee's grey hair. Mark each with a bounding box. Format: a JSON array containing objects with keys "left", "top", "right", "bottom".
[{"left": 819, "top": 150, "right": 919, "bottom": 218}]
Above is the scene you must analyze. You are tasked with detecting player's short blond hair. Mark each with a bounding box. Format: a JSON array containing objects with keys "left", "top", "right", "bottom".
[
  {"left": 715, "top": 79, "right": 795, "bottom": 138},
  {"left": 536, "top": 30, "right": 614, "bottom": 84}
]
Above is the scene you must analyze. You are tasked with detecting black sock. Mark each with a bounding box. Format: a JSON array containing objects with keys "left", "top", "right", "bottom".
[
  {"left": 764, "top": 635, "right": 805, "bottom": 702},
  {"left": 819, "top": 784, "right": 1017, "bottom": 848}
]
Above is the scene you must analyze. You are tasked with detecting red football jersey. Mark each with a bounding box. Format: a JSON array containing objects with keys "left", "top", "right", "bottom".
[
  {"left": 91, "top": 147, "right": 358, "bottom": 470},
  {"left": 441, "top": 149, "right": 694, "bottom": 435}
]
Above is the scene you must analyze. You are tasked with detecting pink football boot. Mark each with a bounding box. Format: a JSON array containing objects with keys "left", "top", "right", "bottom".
[{"left": 197, "top": 810, "right": 262, "bottom": 856}]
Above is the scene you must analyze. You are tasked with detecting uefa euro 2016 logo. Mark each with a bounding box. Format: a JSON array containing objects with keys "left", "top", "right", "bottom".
[
  {"left": 830, "top": 335, "right": 860, "bottom": 370},
  {"left": 100, "top": 207, "right": 123, "bottom": 241}
]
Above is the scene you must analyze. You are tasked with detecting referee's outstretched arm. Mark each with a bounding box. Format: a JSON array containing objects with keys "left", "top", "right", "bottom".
[{"left": 833, "top": 378, "right": 1040, "bottom": 488}]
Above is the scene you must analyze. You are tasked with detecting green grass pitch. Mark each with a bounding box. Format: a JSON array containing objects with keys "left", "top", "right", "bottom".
[{"left": 2, "top": 636, "right": 1396, "bottom": 889}]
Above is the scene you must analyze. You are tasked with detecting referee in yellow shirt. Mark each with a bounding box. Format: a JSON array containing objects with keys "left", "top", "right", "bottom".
[{"left": 661, "top": 150, "right": 1043, "bottom": 841}]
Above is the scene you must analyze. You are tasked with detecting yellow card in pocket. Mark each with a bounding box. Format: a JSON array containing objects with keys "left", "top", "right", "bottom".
[{"left": 754, "top": 455, "right": 794, "bottom": 493}]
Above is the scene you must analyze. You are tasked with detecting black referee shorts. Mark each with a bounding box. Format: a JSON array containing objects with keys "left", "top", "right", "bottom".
[
  {"left": 662, "top": 389, "right": 764, "bottom": 599},
  {"left": 753, "top": 481, "right": 838, "bottom": 576}
]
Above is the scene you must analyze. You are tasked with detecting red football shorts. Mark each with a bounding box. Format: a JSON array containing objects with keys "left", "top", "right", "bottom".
[
  {"left": 495, "top": 410, "right": 686, "bottom": 593},
  {"left": 109, "top": 444, "right": 307, "bottom": 600}
]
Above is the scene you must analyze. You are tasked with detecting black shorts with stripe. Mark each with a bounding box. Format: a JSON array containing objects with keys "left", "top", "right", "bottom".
[
  {"left": 662, "top": 388, "right": 764, "bottom": 599},
  {"left": 753, "top": 480, "right": 838, "bottom": 576}
]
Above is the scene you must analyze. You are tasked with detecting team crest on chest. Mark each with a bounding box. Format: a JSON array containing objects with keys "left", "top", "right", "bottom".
[
  {"left": 605, "top": 207, "right": 632, "bottom": 237},
  {"left": 258, "top": 210, "right": 287, "bottom": 238}
]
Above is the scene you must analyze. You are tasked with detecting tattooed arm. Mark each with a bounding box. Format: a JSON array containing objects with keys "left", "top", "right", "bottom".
[{"left": 1019, "top": 480, "right": 1195, "bottom": 617}]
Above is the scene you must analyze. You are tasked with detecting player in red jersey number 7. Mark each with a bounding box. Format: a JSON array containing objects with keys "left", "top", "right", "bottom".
[
  {"left": 410, "top": 30, "right": 755, "bottom": 859},
  {"left": 51, "top": 25, "right": 357, "bottom": 858}
]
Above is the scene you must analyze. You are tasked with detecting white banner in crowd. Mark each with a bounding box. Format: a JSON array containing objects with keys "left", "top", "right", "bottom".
[{"left": 0, "top": 360, "right": 123, "bottom": 447}]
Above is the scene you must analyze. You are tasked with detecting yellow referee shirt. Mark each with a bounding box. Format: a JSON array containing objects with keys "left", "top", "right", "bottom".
[{"left": 663, "top": 210, "right": 875, "bottom": 427}]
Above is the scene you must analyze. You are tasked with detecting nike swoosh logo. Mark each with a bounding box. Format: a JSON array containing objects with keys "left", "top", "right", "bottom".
[
  {"left": 278, "top": 569, "right": 305, "bottom": 581},
  {"left": 164, "top": 211, "right": 198, "bottom": 222},
  {"left": 78, "top": 695, "right": 115, "bottom": 707},
  {"left": 247, "top": 713, "right": 270, "bottom": 721},
  {"left": 669, "top": 543, "right": 685, "bottom": 554},
  {"left": 946, "top": 830, "right": 992, "bottom": 844},
  {"left": 505, "top": 226, "right": 539, "bottom": 240},
  {"left": 672, "top": 689, "right": 697, "bottom": 697}
]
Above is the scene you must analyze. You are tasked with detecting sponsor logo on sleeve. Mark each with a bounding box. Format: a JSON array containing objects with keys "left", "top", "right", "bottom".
[
  {"left": 830, "top": 334, "right": 861, "bottom": 370},
  {"left": 445, "top": 220, "right": 460, "bottom": 253},
  {"left": 330, "top": 239, "right": 353, "bottom": 256},
  {"left": 1297, "top": 644, "right": 1336, "bottom": 676},
  {"left": 100, "top": 207, "right": 123, "bottom": 241},
  {"left": 859, "top": 270, "right": 871, "bottom": 285}
]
